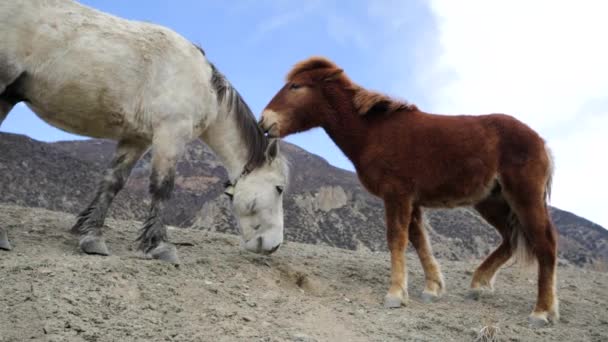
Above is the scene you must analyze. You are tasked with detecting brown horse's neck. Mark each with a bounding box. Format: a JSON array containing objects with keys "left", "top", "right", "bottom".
[{"left": 319, "top": 86, "right": 368, "bottom": 167}]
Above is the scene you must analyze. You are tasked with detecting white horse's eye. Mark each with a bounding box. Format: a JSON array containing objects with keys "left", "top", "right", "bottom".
[{"left": 276, "top": 185, "right": 284, "bottom": 194}]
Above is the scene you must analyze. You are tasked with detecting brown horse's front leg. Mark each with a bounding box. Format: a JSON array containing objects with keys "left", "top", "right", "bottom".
[{"left": 383, "top": 197, "right": 412, "bottom": 308}]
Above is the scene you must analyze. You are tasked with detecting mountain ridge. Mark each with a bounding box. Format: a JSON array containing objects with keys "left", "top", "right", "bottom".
[{"left": 1, "top": 131, "right": 606, "bottom": 268}]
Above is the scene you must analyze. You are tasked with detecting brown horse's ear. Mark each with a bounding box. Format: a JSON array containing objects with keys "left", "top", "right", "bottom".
[
  {"left": 323, "top": 69, "right": 344, "bottom": 82},
  {"left": 266, "top": 138, "right": 279, "bottom": 161}
]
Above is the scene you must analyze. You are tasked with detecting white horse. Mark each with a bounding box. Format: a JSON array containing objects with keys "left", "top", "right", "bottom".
[{"left": 0, "top": 0, "right": 289, "bottom": 263}]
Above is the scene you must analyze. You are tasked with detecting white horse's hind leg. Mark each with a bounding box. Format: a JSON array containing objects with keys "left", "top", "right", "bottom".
[
  {"left": 0, "top": 98, "right": 16, "bottom": 250},
  {"left": 136, "top": 125, "right": 189, "bottom": 264},
  {"left": 0, "top": 103, "right": 11, "bottom": 250},
  {"left": 71, "top": 139, "right": 148, "bottom": 255}
]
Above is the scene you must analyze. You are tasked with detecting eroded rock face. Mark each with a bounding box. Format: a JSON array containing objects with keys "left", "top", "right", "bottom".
[
  {"left": 315, "top": 186, "right": 348, "bottom": 212},
  {"left": 1, "top": 132, "right": 607, "bottom": 267}
]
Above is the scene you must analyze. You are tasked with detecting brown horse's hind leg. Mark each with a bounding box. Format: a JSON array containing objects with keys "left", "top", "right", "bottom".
[
  {"left": 383, "top": 197, "right": 413, "bottom": 308},
  {"left": 515, "top": 203, "right": 558, "bottom": 327},
  {"left": 501, "top": 175, "right": 559, "bottom": 326},
  {"left": 468, "top": 194, "right": 514, "bottom": 300},
  {"left": 409, "top": 205, "right": 444, "bottom": 302},
  {"left": 71, "top": 139, "right": 148, "bottom": 255}
]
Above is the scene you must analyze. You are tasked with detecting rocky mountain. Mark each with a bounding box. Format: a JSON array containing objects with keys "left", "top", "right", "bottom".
[{"left": 1, "top": 132, "right": 607, "bottom": 268}]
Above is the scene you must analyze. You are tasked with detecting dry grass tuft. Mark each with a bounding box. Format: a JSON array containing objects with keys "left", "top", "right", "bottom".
[{"left": 474, "top": 324, "right": 500, "bottom": 342}]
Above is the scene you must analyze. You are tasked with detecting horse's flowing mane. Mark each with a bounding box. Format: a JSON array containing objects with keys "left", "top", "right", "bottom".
[
  {"left": 352, "top": 88, "right": 418, "bottom": 116},
  {"left": 209, "top": 63, "right": 269, "bottom": 171},
  {"left": 287, "top": 56, "right": 417, "bottom": 116}
]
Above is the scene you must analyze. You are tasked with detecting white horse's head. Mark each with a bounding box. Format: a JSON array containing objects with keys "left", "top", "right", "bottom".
[{"left": 225, "top": 139, "right": 289, "bottom": 255}]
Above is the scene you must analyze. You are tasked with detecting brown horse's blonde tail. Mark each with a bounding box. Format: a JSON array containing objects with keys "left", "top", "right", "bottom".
[
  {"left": 544, "top": 144, "right": 555, "bottom": 204},
  {"left": 508, "top": 144, "right": 554, "bottom": 268},
  {"left": 508, "top": 211, "right": 536, "bottom": 268}
]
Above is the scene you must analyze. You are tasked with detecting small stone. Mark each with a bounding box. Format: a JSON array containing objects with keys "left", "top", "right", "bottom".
[
  {"left": 242, "top": 315, "right": 254, "bottom": 322},
  {"left": 292, "top": 333, "right": 317, "bottom": 342}
]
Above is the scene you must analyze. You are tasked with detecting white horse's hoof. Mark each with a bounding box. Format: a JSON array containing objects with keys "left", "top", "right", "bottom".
[
  {"left": 79, "top": 234, "right": 109, "bottom": 256},
  {"left": 148, "top": 242, "right": 179, "bottom": 265},
  {"left": 0, "top": 239, "right": 11, "bottom": 251},
  {"left": 0, "top": 229, "right": 11, "bottom": 251}
]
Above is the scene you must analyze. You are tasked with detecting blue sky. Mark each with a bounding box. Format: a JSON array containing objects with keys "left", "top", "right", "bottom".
[{"left": 3, "top": 1, "right": 608, "bottom": 228}]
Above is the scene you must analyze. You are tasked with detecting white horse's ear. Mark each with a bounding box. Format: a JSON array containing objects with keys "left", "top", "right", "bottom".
[
  {"left": 266, "top": 139, "right": 279, "bottom": 161},
  {"left": 224, "top": 185, "right": 235, "bottom": 199}
]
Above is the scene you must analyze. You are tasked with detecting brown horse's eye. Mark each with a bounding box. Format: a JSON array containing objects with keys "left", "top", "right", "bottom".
[{"left": 289, "top": 83, "right": 301, "bottom": 90}]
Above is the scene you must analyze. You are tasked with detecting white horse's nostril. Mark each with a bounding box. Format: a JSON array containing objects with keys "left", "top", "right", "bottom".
[
  {"left": 267, "top": 243, "right": 281, "bottom": 255},
  {"left": 256, "top": 236, "right": 263, "bottom": 253}
]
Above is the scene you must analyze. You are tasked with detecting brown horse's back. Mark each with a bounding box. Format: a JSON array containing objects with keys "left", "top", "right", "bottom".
[{"left": 356, "top": 110, "right": 548, "bottom": 207}]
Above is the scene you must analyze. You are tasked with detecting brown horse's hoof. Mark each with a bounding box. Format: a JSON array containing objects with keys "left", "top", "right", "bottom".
[
  {"left": 421, "top": 290, "right": 440, "bottom": 303},
  {"left": 147, "top": 242, "right": 180, "bottom": 265},
  {"left": 528, "top": 313, "right": 550, "bottom": 328},
  {"left": 466, "top": 286, "right": 493, "bottom": 301},
  {"left": 79, "top": 234, "right": 110, "bottom": 256},
  {"left": 466, "top": 288, "right": 483, "bottom": 301},
  {"left": 529, "top": 309, "right": 559, "bottom": 328},
  {"left": 384, "top": 290, "right": 408, "bottom": 308}
]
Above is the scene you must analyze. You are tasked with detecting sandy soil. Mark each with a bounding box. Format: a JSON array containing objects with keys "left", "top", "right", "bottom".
[{"left": 1, "top": 204, "right": 607, "bottom": 342}]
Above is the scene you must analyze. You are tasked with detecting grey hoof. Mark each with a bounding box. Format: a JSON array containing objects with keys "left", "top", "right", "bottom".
[
  {"left": 421, "top": 291, "right": 439, "bottom": 303},
  {"left": 148, "top": 242, "right": 179, "bottom": 265},
  {"left": 0, "top": 238, "right": 11, "bottom": 251},
  {"left": 79, "top": 234, "right": 110, "bottom": 256},
  {"left": 528, "top": 314, "right": 550, "bottom": 328},
  {"left": 384, "top": 294, "right": 406, "bottom": 308},
  {"left": 0, "top": 230, "right": 11, "bottom": 251},
  {"left": 466, "top": 288, "right": 483, "bottom": 301}
]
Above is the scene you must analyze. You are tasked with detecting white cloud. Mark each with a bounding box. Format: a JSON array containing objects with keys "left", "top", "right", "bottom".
[{"left": 427, "top": 0, "right": 608, "bottom": 227}]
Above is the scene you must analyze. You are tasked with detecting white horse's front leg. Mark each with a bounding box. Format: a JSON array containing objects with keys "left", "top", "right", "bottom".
[{"left": 136, "top": 125, "right": 189, "bottom": 264}]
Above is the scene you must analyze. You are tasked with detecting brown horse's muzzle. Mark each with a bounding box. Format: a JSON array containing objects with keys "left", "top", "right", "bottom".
[{"left": 259, "top": 110, "right": 281, "bottom": 138}]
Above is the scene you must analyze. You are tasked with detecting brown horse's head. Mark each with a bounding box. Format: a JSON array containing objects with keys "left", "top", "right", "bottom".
[{"left": 259, "top": 56, "right": 347, "bottom": 138}]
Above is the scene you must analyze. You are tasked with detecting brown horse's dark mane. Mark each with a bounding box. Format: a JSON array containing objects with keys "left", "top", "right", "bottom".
[
  {"left": 288, "top": 56, "right": 417, "bottom": 116},
  {"left": 352, "top": 87, "right": 418, "bottom": 116}
]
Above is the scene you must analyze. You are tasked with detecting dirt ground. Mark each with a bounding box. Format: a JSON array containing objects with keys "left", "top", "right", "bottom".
[{"left": 1, "top": 204, "right": 607, "bottom": 342}]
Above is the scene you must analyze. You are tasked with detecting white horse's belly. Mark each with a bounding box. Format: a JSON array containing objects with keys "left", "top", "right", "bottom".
[{"left": 26, "top": 101, "right": 132, "bottom": 140}]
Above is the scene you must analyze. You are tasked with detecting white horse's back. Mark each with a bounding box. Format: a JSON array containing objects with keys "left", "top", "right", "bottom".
[{"left": 1, "top": 0, "right": 215, "bottom": 140}]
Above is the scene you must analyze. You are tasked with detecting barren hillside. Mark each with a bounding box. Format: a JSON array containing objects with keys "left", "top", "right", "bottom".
[{"left": 1, "top": 205, "right": 607, "bottom": 341}]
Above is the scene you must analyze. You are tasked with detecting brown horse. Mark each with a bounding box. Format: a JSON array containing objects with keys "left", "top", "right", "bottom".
[{"left": 260, "top": 57, "right": 558, "bottom": 327}]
